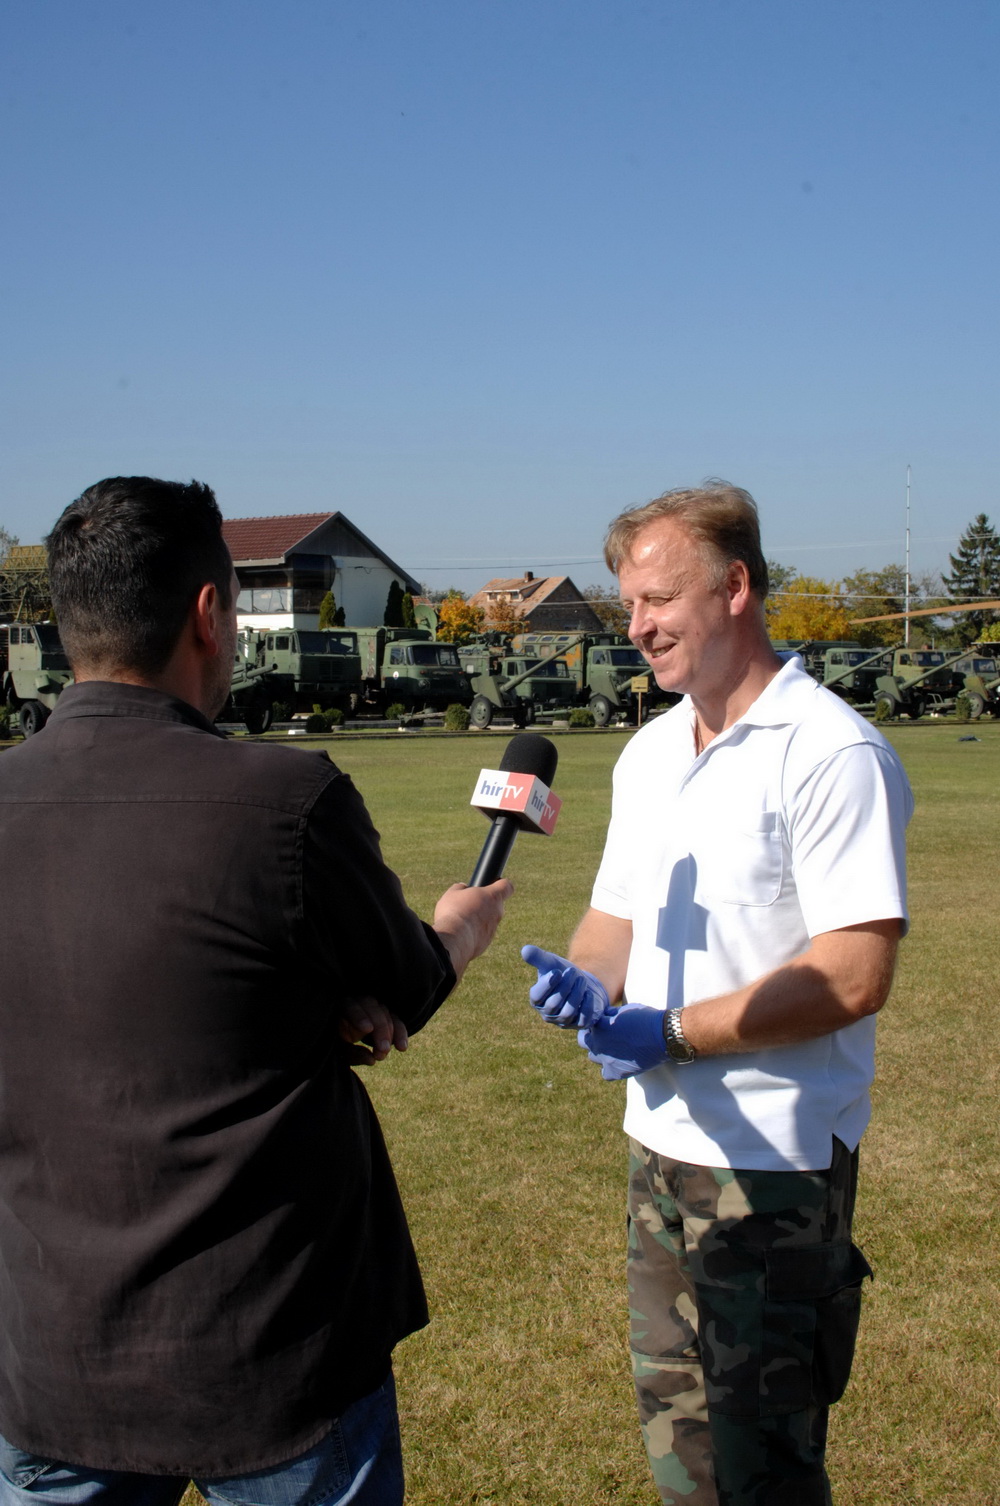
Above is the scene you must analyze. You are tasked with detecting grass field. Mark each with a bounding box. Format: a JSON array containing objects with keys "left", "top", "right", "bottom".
[{"left": 224, "top": 723, "right": 1000, "bottom": 1504}]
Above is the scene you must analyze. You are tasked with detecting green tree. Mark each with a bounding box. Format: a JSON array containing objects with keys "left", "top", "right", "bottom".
[
  {"left": 942, "top": 515, "right": 1000, "bottom": 643},
  {"left": 401, "top": 592, "right": 417, "bottom": 629},
  {"left": 384, "top": 580, "right": 405, "bottom": 627},
  {"left": 765, "top": 560, "right": 799, "bottom": 594},
  {"left": 318, "top": 590, "right": 338, "bottom": 630},
  {"left": 580, "top": 583, "right": 629, "bottom": 637},
  {"left": 841, "top": 566, "right": 906, "bottom": 647}
]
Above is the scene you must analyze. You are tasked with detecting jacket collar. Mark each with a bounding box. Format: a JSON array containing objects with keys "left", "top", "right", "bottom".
[{"left": 48, "top": 681, "right": 224, "bottom": 736}]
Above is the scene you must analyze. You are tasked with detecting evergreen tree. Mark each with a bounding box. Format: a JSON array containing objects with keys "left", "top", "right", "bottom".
[
  {"left": 384, "top": 580, "right": 405, "bottom": 627},
  {"left": 942, "top": 515, "right": 1000, "bottom": 642},
  {"left": 401, "top": 592, "right": 417, "bottom": 629},
  {"left": 318, "top": 590, "right": 338, "bottom": 630}
]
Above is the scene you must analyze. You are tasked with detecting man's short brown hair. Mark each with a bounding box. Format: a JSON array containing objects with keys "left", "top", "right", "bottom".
[{"left": 603, "top": 481, "right": 769, "bottom": 597}]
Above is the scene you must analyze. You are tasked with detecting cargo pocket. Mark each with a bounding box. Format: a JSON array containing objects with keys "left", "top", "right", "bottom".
[{"left": 763, "top": 1240, "right": 873, "bottom": 1413}]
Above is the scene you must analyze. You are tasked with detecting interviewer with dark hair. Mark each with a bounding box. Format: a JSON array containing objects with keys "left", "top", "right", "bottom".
[{"left": 0, "top": 476, "right": 511, "bottom": 1506}]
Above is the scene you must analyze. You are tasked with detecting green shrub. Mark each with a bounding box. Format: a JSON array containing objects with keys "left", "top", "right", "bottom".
[
  {"left": 874, "top": 697, "right": 893, "bottom": 723},
  {"left": 444, "top": 703, "right": 471, "bottom": 732},
  {"left": 569, "top": 707, "right": 596, "bottom": 728},
  {"left": 322, "top": 706, "right": 345, "bottom": 728},
  {"left": 304, "top": 712, "right": 327, "bottom": 732},
  {"left": 0, "top": 706, "right": 10, "bottom": 739},
  {"left": 954, "top": 691, "right": 972, "bottom": 721},
  {"left": 272, "top": 702, "right": 292, "bottom": 722},
  {"left": 385, "top": 702, "right": 407, "bottom": 721}
]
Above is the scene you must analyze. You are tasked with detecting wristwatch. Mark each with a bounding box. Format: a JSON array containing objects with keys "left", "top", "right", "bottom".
[{"left": 664, "top": 1007, "right": 697, "bottom": 1064}]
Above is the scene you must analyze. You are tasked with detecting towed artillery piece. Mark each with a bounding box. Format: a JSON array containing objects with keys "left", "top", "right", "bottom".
[{"left": 457, "top": 642, "right": 577, "bottom": 729}]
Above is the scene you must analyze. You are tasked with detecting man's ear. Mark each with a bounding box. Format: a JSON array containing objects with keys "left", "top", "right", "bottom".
[
  {"left": 725, "top": 559, "right": 754, "bottom": 617},
  {"left": 191, "top": 583, "right": 224, "bottom": 656}
]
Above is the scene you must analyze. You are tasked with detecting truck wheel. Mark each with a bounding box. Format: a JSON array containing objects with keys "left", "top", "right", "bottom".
[
  {"left": 966, "top": 692, "right": 985, "bottom": 719},
  {"left": 590, "top": 695, "right": 612, "bottom": 727},
  {"left": 19, "top": 701, "right": 48, "bottom": 737},
  {"left": 243, "top": 702, "right": 273, "bottom": 735},
  {"left": 470, "top": 695, "right": 494, "bottom": 729},
  {"left": 905, "top": 698, "right": 925, "bottom": 721},
  {"left": 873, "top": 694, "right": 895, "bottom": 721}
]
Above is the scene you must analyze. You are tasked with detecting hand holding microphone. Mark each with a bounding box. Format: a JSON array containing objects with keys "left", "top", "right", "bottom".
[{"left": 434, "top": 734, "right": 562, "bottom": 981}]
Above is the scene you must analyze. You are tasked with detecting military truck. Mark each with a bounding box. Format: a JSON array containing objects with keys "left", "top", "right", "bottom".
[
  {"left": 457, "top": 643, "right": 577, "bottom": 728},
  {"left": 771, "top": 640, "right": 868, "bottom": 682},
  {"left": 354, "top": 627, "right": 473, "bottom": 713},
  {"left": 242, "top": 628, "right": 362, "bottom": 715},
  {"left": 2, "top": 622, "right": 74, "bottom": 735},
  {"left": 513, "top": 632, "right": 672, "bottom": 724},
  {"left": 816, "top": 646, "right": 895, "bottom": 707}
]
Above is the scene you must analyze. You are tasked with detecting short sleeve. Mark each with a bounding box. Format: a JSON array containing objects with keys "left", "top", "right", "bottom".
[{"left": 786, "top": 742, "right": 912, "bottom": 939}]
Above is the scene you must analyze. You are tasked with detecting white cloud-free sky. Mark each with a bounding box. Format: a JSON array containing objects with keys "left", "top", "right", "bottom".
[{"left": 3, "top": 0, "right": 996, "bottom": 589}]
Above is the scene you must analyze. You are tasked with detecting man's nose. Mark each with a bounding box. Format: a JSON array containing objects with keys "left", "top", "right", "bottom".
[{"left": 628, "top": 604, "right": 649, "bottom": 643}]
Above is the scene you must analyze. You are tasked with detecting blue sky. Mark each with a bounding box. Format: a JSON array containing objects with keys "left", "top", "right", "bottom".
[{"left": 2, "top": 0, "right": 996, "bottom": 591}]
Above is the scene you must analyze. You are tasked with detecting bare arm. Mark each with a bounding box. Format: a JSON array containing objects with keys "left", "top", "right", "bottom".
[
  {"left": 433, "top": 879, "right": 513, "bottom": 983},
  {"left": 678, "top": 919, "right": 901, "bottom": 1057},
  {"left": 567, "top": 907, "right": 633, "bottom": 1005}
]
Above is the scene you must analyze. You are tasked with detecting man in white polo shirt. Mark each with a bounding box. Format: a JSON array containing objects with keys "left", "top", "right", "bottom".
[{"left": 522, "top": 483, "right": 911, "bottom": 1506}]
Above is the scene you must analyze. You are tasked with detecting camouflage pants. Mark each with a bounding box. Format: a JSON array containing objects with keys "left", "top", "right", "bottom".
[{"left": 628, "top": 1137, "right": 872, "bottom": 1506}]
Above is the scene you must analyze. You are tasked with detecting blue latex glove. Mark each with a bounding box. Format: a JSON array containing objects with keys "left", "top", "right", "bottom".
[
  {"left": 521, "top": 944, "right": 610, "bottom": 1029},
  {"left": 578, "top": 1004, "right": 668, "bottom": 1080}
]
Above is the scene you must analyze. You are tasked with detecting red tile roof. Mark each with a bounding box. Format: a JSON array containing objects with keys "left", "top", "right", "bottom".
[{"left": 222, "top": 514, "right": 332, "bottom": 563}]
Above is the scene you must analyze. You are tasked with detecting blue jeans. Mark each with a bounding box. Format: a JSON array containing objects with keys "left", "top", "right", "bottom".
[{"left": 0, "top": 1375, "right": 402, "bottom": 1506}]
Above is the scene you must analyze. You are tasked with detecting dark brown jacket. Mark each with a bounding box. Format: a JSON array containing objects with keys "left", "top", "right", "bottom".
[{"left": 0, "top": 683, "right": 454, "bottom": 1474}]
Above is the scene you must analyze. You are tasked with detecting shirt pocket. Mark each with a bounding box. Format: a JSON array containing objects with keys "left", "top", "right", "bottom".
[{"left": 696, "top": 809, "right": 784, "bottom": 907}]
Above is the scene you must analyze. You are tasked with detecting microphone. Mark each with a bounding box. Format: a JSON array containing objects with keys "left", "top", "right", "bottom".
[{"left": 468, "top": 733, "right": 561, "bottom": 887}]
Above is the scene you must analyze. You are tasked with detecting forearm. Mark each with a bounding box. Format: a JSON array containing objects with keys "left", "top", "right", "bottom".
[
  {"left": 679, "top": 921, "right": 902, "bottom": 1057},
  {"left": 567, "top": 908, "right": 632, "bottom": 1005}
]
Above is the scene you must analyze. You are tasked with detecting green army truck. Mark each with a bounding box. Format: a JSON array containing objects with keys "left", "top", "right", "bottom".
[
  {"left": 771, "top": 641, "right": 867, "bottom": 682},
  {"left": 242, "top": 628, "right": 362, "bottom": 715},
  {"left": 816, "top": 646, "right": 895, "bottom": 707},
  {"left": 514, "top": 632, "right": 673, "bottom": 725},
  {"left": 457, "top": 642, "right": 577, "bottom": 728},
  {"left": 354, "top": 627, "right": 473, "bottom": 713},
  {"left": 2, "top": 622, "right": 74, "bottom": 735}
]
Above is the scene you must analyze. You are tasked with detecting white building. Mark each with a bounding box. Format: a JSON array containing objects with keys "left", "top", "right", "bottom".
[{"left": 222, "top": 512, "right": 421, "bottom": 632}]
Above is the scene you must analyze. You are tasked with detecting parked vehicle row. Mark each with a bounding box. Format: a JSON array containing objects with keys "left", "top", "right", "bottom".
[{"left": 777, "top": 638, "right": 1000, "bottom": 719}]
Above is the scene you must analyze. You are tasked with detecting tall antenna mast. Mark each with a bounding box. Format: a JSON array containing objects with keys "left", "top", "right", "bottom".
[{"left": 904, "top": 465, "right": 912, "bottom": 647}]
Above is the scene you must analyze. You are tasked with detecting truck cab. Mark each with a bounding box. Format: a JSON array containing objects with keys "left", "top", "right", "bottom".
[{"left": 2, "top": 622, "right": 73, "bottom": 735}]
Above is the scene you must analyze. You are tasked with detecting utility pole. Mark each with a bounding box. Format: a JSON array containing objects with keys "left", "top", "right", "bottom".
[{"left": 904, "top": 465, "right": 912, "bottom": 647}]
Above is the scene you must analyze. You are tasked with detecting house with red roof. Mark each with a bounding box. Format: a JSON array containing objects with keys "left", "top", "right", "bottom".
[
  {"left": 222, "top": 513, "right": 421, "bottom": 631},
  {"left": 469, "top": 571, "right": 605, "bottom": 634}
]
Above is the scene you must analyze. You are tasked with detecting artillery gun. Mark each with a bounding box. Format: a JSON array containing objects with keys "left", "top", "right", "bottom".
[
  {"left": 871, "top": 648, "right": 969, "bottom": 720},
  {"left": 457, "top": 642, "right": 577, "bottom": 728},
  {"left": 512, "top": 632, "right": 674, "bottom": 724},
  {"left": 951, "top": 651, "right": 1000, "bottom": 718}
]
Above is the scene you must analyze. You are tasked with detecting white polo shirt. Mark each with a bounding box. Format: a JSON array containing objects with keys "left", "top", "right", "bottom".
[{"left": 591, "top": 655, "right": 912, "bottom": 1171}]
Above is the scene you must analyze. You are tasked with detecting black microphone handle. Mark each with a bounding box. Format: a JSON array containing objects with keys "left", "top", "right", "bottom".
[{"left": 469, "top": 814, "right": 520, "bottom": 887}]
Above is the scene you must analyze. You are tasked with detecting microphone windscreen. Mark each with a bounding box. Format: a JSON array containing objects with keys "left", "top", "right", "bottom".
[{"left": 498, "top": 733, "right": 558, "bottom": 787}]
